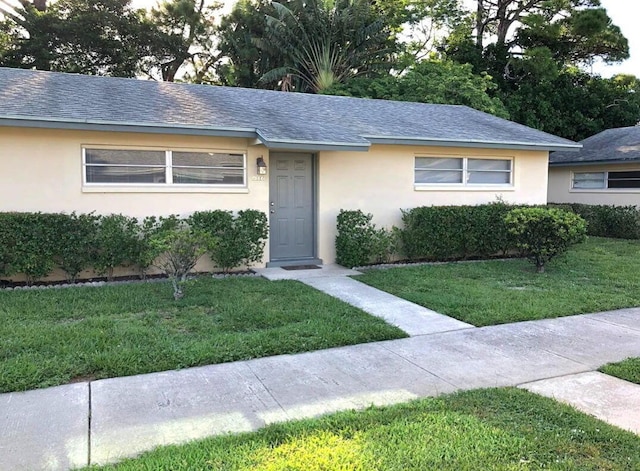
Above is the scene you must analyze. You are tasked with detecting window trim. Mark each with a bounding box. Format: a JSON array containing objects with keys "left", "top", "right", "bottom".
[
  {"left": 414, "top": 155, "right": 514, "bottom": 189},
  {"left": 570, "top": 169, "right": 640, "bottom": 192},
  {"left": 82, "top": 146, "right": 248, "bottom": 188}
]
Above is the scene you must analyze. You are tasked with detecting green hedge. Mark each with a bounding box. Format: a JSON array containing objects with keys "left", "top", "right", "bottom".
[
  {"left": 0, "top": 210, "right": 268, "bottom": 284},
  {"left": 399, "top": 202, "right": 518, "bottom": 261},
  {"left": 335, "top": 210, "right": 398, "bottom": 268},
  {"left": 549, "top": 203, "right": 640, "bottom": 239}
]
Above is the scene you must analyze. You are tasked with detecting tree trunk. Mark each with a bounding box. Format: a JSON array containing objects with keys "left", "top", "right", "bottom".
[
  {"left": 33, "top": 0, "right": 46, "bottom": 11},
  {"left": 476, "top": 0, "right": 484, "bottom": 48}
]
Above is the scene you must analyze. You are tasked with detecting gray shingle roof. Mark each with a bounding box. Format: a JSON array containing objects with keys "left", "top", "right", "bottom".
[
  {"left": 550, "top": 126, "right": 640, "bottom": 165},
  {"left": 0, "top": 67, "right": 579, "bottom": 152}
]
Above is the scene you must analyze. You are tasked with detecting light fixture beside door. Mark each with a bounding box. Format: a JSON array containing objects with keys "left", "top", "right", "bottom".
[{"left": 257, "top": 156, "right": 267, "bottom": 175}]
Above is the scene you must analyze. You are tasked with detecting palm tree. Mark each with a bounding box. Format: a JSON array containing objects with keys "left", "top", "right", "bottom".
[{"left": 258, "top": 0, "right": 395, "bottom": 93}]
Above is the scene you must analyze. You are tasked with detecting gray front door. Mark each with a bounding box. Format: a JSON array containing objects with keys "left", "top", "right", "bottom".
[{"left": 269, "top": 152, "right": 315, "bottom": 262}]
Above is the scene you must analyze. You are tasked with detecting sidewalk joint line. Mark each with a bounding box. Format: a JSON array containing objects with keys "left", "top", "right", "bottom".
[
  {"left": 585, "top": 315, "right": 640, "bottom": 333},
  {"left": 539, "top": 347, "right": 592, "bottom": 367},
  {"left": 87, "top": 381, "right": 92, "bottom": 466},
  {"left": 378, "top": 343, "right": 459, "bottom": 391},
  {"left": 246, "top": 363, "right": 288, "bottom": 418},
  {"left": 516, "top": 367, "right": 597, "bottom": 387}
]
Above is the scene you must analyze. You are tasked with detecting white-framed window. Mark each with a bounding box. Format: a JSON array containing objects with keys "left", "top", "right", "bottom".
[
  {"left": 415, "top": 157, "right": 512, "bottom": 186},
  {"left": 572, "top": 170, "right": 640, "bottom": 190},
  {"left": 83, "top": 148, "right": 246, "bottom": 186}
]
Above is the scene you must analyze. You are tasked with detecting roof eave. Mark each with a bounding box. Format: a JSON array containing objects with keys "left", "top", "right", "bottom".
[
  {"left": 549, "top": 159, "right": 640, "bottom": 167},
  {"left": 364, "top": 136, "right": 581, "bottom": 152},
  {"left": 255, "top": 130, "right": 370, "bottom": 152},
  {"left": 0, "top": 117, "right": 257, "bottom": 139}
]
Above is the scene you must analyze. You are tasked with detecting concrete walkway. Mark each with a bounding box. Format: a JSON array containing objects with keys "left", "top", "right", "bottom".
[
  {"left": 1, "top": 306, "right": 640, "bottom": 470},
  {"left": 255, "top": 264, "right": 473, "bottom": 335}
]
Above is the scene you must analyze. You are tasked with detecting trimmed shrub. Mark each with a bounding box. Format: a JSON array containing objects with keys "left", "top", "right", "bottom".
[
  {"left": 93, "top": 214, "right": 140, "bottom": 280},
  {"left": 371, "top": 227, "right": 400, "bottom": 264},
  {"left": 399, "top": 202, "right": 516, "bottom": 261},
  {"left": 54, "top": 212, "right": 100, "bottom": 282},
  {"left": 335, "top": 210, "right": 398, "bottom": 267},
  {"left": 550, "top": 203, "right": 640, "bottom": 239},
  {"left": 505, "top": 207, "right": 587, "bottom": 273},
  {"left": 189, "top": 209, "right": 268, "bottom": 273},
  {"left": 0, "top": 212, "right": 64, "bottom": 284}
]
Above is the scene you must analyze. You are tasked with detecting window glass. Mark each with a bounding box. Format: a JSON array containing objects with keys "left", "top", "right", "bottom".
[
  {"left": 415, "top": 157, "right": 511, "bottom": 185},
  {"left": 415, "top": 157, "right": 462, "bottom": 170},
  {"left": 415, "top": 170, "right": 463, "bottom": 184},
  {"left": 173, "top": 168, "right": 244, "bottom": 185},
  {"left": 572, "top": 172, "right": 605, "bottom": 189},
  {"left": 84, "top": 148, "right": 246, "bottom": 186},
  {"left": 467, "top": 170, "right": 511, "bottom": 184},
  {"left": 468, "top": 159, "right": 511, "bottom": 171},
  {"left": 172, "top": 152, "right": 244, "bottom": 168},
  {"left": 86, "top": 166, "right": 166, "bottom": 184},
  {"left": 608, "top": 171, "right": 640, "bottom": 189},
  {"left": 85, "top": 149, "right": 165, "bottom": 166}
]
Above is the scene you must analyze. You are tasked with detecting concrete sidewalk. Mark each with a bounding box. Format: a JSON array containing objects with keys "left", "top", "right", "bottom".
[{"left": 1, "top": 308, "right": 639, "bottom": 470}]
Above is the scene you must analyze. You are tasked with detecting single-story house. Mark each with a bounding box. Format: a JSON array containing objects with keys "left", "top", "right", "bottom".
[
  {"left": 0, "top": 67, "right": 579, "bottom": 269},
  {"left": 548, "top": 126, "right": 640, "bottom": 205}
]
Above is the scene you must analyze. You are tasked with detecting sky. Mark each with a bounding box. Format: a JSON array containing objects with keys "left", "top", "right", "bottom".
[{"left": 590, "top": 0, "right": 639, "bottom": 77}]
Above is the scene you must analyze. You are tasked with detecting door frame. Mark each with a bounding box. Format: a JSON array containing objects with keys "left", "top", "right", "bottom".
[{"left": 266, "top": 151, "right": 321, "bottom": 267}]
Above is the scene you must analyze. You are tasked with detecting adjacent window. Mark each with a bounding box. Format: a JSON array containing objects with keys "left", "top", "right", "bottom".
[
  {"left": 572, "top": 170, "right": 640, "bottom": 190},
  {"left": 415, "top": 157, "right": 512, "bottom": 186},
  {"left": 83, "top": 148, "right": 246, "bottom": 186}
]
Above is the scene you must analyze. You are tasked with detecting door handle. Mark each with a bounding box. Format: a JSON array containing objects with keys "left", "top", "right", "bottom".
[{"left": 270, "top": 209, "right": 275, "bottom": 214}]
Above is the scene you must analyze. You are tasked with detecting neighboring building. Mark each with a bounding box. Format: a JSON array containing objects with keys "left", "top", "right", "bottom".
[
  {"left": 549, "top": 126, "right": 640, "bottom": 205},
  {"left": 0, "top": 67, "right": 579, "bottom": 268}
]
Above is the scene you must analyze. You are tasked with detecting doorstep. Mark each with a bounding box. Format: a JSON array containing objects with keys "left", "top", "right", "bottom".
[{"left": 254, "top": 264, "right": 362, "bottom": 281}]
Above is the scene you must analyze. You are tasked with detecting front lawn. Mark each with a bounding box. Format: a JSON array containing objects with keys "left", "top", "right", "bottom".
[
  {"left": 600, "top": 358, "right": 640, "bottom": 385},
  {"left": 356, "top": 237, "right": 640, "bottom": 326},
  {"left": 0, "top": 277, "right": 405, "bottom": 393},
  {"left": 86, "top": 388, "right": 640, "bottom": 470}
]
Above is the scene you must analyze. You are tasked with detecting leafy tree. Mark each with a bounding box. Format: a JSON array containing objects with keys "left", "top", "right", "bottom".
[
  {"left": 0, "top": 0, "right": 149, "bottom": 76},
  {"left": 260, "top": 0, "right": 396, "bottom": 92},
  {"left": 215, "top": 0, "right": 274, "bottom": 87},
  {"left": 148, "top": 222, "right": 212, "bottom": 300},
  {"left": 140, "top": 0, "right": 220, "bottom": 82},
  {"left": 440, "top": 0, "right": 635, "bottom": 139},
  {"left": 325, "top": 60, "right": 509, "bottom": 117},
  {"left": 217, "top": 0, "right": 398, "bottom": 91},
  {"left": 505, "top": 207, "right": 587, "bottom": 273},
  {"left": 504, "top": 71, "right": 640, "bottom": 141}
]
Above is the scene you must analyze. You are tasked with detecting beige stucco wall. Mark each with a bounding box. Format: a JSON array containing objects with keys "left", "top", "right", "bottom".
[
  {"left": 1, "top": 127, "right": 550, "bottom": 272},
  {"left": 0, "top": 126, "right": 270, "bottom": 277},
  {"left": 548, "top": 164, "right": 640, "bottom": 206},
  {"left": 316, "top": 145, "right": 549, "bottom": 263}
]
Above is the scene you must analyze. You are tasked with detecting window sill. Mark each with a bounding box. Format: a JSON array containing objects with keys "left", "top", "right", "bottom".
[
  {"left": 414, "top": 185, "right": 515, "bottom": 192},
  {"left": 82, "top": 185, "right": 250, "bottom": 194}
]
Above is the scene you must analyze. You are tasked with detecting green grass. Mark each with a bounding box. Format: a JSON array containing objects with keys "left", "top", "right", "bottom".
[
  {"left": 356, "top": 237, "right": 640, "bottom": 326},
  {"left": 0, "top": 277, "right": 405, "bottom": 393},
  {"left": 600, "top": 358, "right": 640, "bottom": 385},
  {"left": 84, "top": 388, "right": 640, "bottom": 470}
]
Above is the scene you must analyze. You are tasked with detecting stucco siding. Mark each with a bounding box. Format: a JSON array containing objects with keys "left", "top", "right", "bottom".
[
  {"left": 548, "top": 164, "right": 640, "bottom": 206},
  {"left": 0, "top": 127, "right": 269, "bottom": 215},
  {"left": 2, "top": 128, "right": 550, "bottom": 268},
  {"left": 316, "top": 145, "right": 549, "bottom": 263},
  {"left": 0, "top": 127, "right": 271, "bottom": 275}
]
